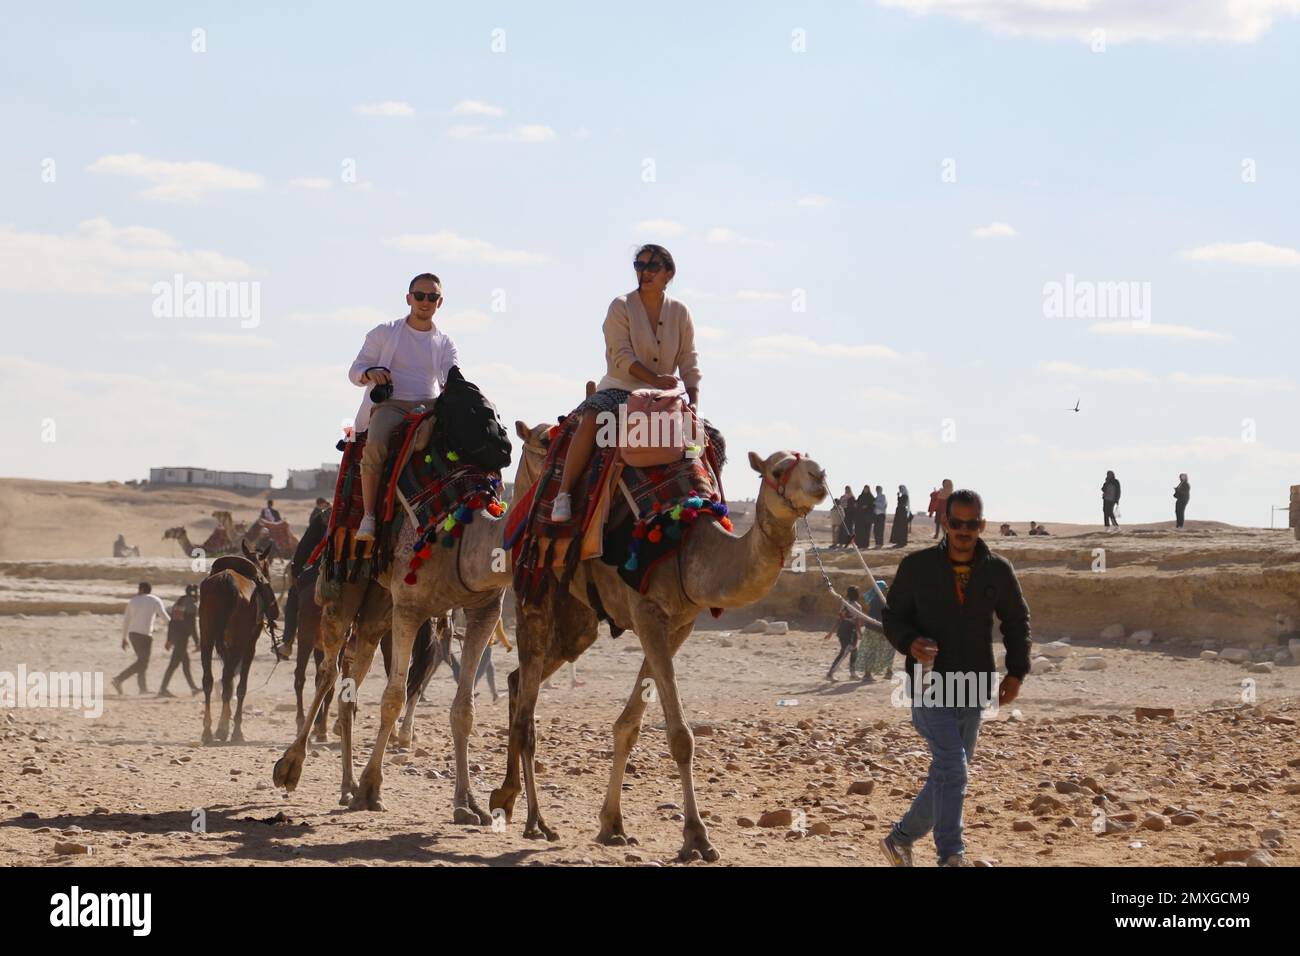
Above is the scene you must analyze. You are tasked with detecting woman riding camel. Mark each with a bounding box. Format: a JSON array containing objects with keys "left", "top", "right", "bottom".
[{"left": 550, "top": 244, "right": 702, "bottom": 521}]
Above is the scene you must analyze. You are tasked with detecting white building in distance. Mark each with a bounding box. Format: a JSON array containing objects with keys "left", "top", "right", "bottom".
[{"left": 149, "top": 466, "right": 272, "bottom": 490}]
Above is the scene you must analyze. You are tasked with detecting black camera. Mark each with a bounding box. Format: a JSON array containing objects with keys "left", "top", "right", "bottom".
[{"left": 367, "top": 367, "right": 393, "bottom": 404}]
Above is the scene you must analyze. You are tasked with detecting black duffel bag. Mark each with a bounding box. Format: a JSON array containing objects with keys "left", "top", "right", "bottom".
[{"left": 433, "top": 366, "right": 513, "bottom": 471}]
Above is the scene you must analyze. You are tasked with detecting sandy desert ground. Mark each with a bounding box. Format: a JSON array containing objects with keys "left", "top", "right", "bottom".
[{"left": 1, "top": 478, "right": 1297, "bottom": 867}]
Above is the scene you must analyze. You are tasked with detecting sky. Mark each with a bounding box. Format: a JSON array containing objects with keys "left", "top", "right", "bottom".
[{"left": 2, "top": 0, "right": 1298, "bottom": 527}]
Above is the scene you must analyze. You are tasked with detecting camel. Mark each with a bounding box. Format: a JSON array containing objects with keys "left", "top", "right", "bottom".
[
  {"left": 163, "top": 526, "right": 203, "bottom": 558},
  {"left": 198, "top": 541, "right": 281, "bottom": 743},
  {"left": 489, "top": 439, "right": 829, "bottom": 862},
  {"left": 272, "top": 420, "right": 551, "bottom": 819},
  {"left": 214, "top": 509, "right": 299, "bottom": 559}
]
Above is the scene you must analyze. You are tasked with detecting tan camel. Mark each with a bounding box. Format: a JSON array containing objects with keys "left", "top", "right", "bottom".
[
  {"left": 163, "top": 527, "right": 201, "bottom": 558},
  {"left": 272, "top": 421, "right": 551, "bottom": 821},
  {"left": 490, "top": 440, "right": 829, "bottom": 862}
]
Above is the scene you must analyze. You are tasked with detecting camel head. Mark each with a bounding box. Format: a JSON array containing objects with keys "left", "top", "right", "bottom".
[
  {"left": 163, "top": 527, "right": 184, "bottom": 540},
  {"left": 240, "top": 539, "right": 281, "bottom": 622},
  {"left": 513, "top": 419, "right": 555, "bottom": 495},
  {"left": 748, "top": 450, "right": 829, "bottom": 520}
]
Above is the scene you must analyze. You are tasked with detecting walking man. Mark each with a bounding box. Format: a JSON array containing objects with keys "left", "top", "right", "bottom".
[
  {"left": 879, "top": 489, "right": 1032, "bottom": 867},
  {"left": 1174, "top": 473, "right": 1191, "bottom": 529},
  {"left": 158, "top": 584, "right": 201, "bottom": 696},
  {"left": 113, "top": 581, "right": 169, "bottom": 695},
  {"left": 1102, "top": 470, "right": 1121, "bottom": 529}
]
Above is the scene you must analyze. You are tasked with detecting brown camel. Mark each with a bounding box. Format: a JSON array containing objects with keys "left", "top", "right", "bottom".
[
  {"left": 272, "top": 421, "right": 551, "bottom": 818},
  {"left": 489, "top": 441, "right": 829, "bottom": 862},
  {"left": 198, "top": 541, "right": 281, "bottom": 744}
]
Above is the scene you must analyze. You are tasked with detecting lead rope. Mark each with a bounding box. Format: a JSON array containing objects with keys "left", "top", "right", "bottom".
[{"left": 798, "top": 504, "right": 887, "bottom": 622}]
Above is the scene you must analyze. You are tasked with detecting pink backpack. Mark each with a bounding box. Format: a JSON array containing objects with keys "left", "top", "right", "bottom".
[{"left": 619, "top": 387, "right": 700, "bottom": 467}]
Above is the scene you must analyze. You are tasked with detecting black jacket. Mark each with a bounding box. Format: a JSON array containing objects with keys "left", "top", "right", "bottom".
[{"left": 882, "top": 538, "right": 1032, "bottom": 687}]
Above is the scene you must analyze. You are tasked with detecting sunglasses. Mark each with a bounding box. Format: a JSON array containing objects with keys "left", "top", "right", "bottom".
[
  {"left": 633, "top": 259, "right": 666, "bottom": 273},
  {"left": 947, "top": 518, "right": 982, "bottom": 531},
  {"left": 411, "top": 290, "right": 441, "bottom": 302}
]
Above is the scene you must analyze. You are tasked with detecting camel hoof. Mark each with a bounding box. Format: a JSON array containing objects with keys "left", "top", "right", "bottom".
[
  {"left": 201, "top": 728, "right": 213, "bottom": 745},
  {"left": 524, "top": 822, "right": 559, "bottom": 842},
  {"left": 231, "top": 731, "right": 245, "bottom": 744},
  {"left": 488, "top": 788, "right": 516, "bottom": 821},
  {"left": 214, "top": 727, "right": 229, "bottom": 743},
  {"left": 272, "top": 752, "right": 303, "bottom": 793},
  {"left": 348, "top": 784, "right": 385, "bottom": 812},
  {"left": 452, "top": 806, "right": 481, "bottom": 825},
  {"left": 677, "top": 842, "right": 719, "bottom": 863}
]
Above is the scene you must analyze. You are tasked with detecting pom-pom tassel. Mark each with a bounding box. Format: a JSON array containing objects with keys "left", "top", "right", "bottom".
[{"left": 403, "top": 572, "right": 419, "bottom": 585}]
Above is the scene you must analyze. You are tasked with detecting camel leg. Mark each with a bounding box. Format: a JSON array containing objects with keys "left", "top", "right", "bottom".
[
  {"left": 396, "top": 619, "right": 437, "bottom": 749},
  {"left": 520, "top": 650, "right": 567, "bottom": 841},
  {"left": 349, "top": 604, "right": 417, "bottom": 812},
  {"left": 272, "top": 585, "right": 361, "bottom": 793},
  {"left": 490, "top": 605, "right": 549, "bottom": 826},
  {"left": 230, "top": 646, "right": 255, "bottom": 743},
  {"left": 596, "top": 659, "right": 652, "bottom": 846},
  {"left": 200, "top": 637, "right": 215, "bottom": 745},
  {"left": 636, "top": 616, "right": 716, "bottom": 862},
  {"left": 490, "top": 665, "right": 524, "bottom": 822},
  {"left": 449, "top": 603, "right": 500, "bottom": 825},
  {"left": 294, "top": 634, "right": 312, "bottom": 732},
  {"left": 311, "top": 649, "right": 333, "bottom": 742},
  {"left": 338, "top": 626, "right": 385, "bottom": 806}
]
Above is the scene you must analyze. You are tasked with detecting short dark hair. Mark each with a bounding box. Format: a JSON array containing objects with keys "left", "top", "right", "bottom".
[
  {"left": 945, "top": 489, "right": 984, "bottom": 517},
  {"left": 409, "top": 273, "right": 442, "bottom": 293},
  {"left": 138, "top": 581, "right": 151, "bottom": 594},
  {"left": 315, "top": 497, "right": 327, "bottom": 506},
  {"left": 266, "top": 499, "right": 274, "bottom": 505},
  {"left": 846, "top": 585, "right": 860, "bottom": 601}
]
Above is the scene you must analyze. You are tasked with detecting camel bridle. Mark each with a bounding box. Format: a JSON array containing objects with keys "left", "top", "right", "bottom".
[{"left": 762, "top": 452, "right": 816, "bottom": 518}]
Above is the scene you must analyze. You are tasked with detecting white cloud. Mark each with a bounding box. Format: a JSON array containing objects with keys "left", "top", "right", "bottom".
[
  {"left": 706, "top": 227, "right": 774, "bottom": 247},
  {"left": 447, "top": 124, "right": 556, "bottom": 143},
  {"left": 678, "top": 287, "right": 785, "bottom": 303},
  {"left": 184, "top": 332, "right": 273, "bottom": 348},
  {"left": 1181, "top": 240, "right": 1300, "bottom": 267},
  {"left": 859, "top": 387, "right": 907, "bottom": 403},
  {"left": 288, "top": 177, "right": 333, "bottom": 190},
  {"left": 1087, "top": 321, "right": 1229, "bottom": 341},
  {"left": 437, "top": 309, "right": 492, "bottom": 333},
  {"left": 356, "top": 101, "right": 415, "bottom": 117},
  {"left": 1047, "top": 436, "right": 1300, "bottom": 467},
  {"left": 973, "top": 221, "right": 1017, "bottom": 239},
  {"left": 452, "top": 99, "right": 505, "bottom": 117},
  {"left": 86, "top": 153, "right": 264, "bottom": 202},
  {"left": 694, "top": 324, "right": 727, "bottom": 341},
  {"left": 286, "top": 306, "right": 391, "bottom": 326},
  {"left": 797, "top": 194, "right": 832, "bottom": 207},
  {"left": 1041, "top": 360, "right": 1158, "bottom": 384},
  {"left": 0, "top": 218, "right": 257, "bottom": 295},
  {"left": 748, "top": 334, "right": 901, "bottom": 361},
  {"left": 878, "top": 0, "right": 1300, "bottom": 44},
  {"left": 384, "top": 230, "right": 549, "bottom": 266},
  {"left": 635, "top": 219, "right": 689, "bottom": 239},
  {"left": 1166, "top": 371, "right": 1292, "bottom": 391}
]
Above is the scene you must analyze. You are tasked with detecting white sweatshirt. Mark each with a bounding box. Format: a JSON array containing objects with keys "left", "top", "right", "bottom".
[{"left": 122, "top": 593, "right": 169, "bottom": 639}]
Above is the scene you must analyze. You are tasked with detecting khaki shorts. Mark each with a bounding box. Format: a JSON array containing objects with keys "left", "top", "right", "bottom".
[{"left": 361, "top": 399, "right": 431, "bottom": 473}]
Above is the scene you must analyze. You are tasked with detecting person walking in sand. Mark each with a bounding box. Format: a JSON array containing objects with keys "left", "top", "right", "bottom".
[
  {"left": 113, "top": 581, "right": 169, "bottom": 695},
  {"left": 1174, "top": 473, "right": 1191, "bottom": 529},
  {"left": 879, "top": 489, "right": 1031, "bottom": 867},
  {"left": 853, "top": 579, "right": 895, "bottom": 682},
  {"left": 824, "top": 585, "right": 863, "bottom": 680},
  {"left": 158, "top": 584, "right": 201, "bottom": 696},
  {"left": 1102, "top": 470, "right": 1121, "bottom": 530},
  {"left": 890, "top": 485, "right": 911, "bottom": 548},
  {"left": 837, "top": 485, "right": 857, "bottom": 547}
]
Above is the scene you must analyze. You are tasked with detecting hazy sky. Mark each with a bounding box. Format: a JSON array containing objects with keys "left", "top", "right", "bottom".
[{"left": 2, "top": 1, "right": 1298, "bottom": 526}]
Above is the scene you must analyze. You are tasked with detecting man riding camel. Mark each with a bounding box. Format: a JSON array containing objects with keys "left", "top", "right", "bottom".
[{"left": 348, "top": 273, "right": 459, "bottom": 541}]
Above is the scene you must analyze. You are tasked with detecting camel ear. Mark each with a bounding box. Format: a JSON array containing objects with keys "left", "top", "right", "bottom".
[
  {"left": 241, "top": 539, "right": 254, "bottom": 558},
  {"left": 748, "top": 451, "right": 766, "bottom": 475},
  {"left": 585, "top": 380, "right": 596, "bottom": 398},
  {"left": 515, "top": 420, "right": 531, "bottom": 442}
]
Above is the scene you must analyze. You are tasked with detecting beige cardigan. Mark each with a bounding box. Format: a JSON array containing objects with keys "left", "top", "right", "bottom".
[{"left": 595, "top": 292, "right": 702, "bottom": 393}]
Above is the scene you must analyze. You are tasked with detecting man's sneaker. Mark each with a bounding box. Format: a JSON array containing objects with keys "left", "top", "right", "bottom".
[
  {"left": 880, "top": 833, "right": 913, "bottom": 867},
  {"left": 550, "top": 492, "right": 573, "bottom": 522},
  {"left": 111, "top": 676, "right": 124, "bottom": 695},
  {"left": 157, "top": 689, "right": 175, "bottom": 698},
  {"left": 355, "top": 514, "right": 377, "bottom": 541},
  {"left": 941, "top": 854, "right": 970, "bottom": 867}
]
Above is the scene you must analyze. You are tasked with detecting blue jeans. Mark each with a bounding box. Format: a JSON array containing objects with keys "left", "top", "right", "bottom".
[{"left": 890, "top": 705, "right": 982, "bottom": 861}]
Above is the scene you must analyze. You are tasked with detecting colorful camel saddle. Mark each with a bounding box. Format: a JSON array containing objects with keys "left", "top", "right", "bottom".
[
  {"left": 507, "top": 411, "right": 729, "bottom": 606},
  {"left": 249, "top": 518, "right": 295, "bottom": 553},
  {"left": 311, "top": 409, "right": 505, "bottom": 598}
]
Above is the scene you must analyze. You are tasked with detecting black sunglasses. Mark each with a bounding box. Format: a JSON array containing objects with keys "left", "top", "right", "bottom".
[
  {"left": 633, "top": 259, "right": 666, "bottom": 273},
  {"left": 947, "top": 518, "right": 982, "bottom": 531},
  {"left": 411, "top": 290, "right": 441, "bottom": 302}
]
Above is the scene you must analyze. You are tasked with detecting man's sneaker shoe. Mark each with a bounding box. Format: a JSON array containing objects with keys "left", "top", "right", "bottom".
[
  {"left": 880, "top": 833, "right": 913, "bottom": 867},
  {"left": 551, "top": 492, "right": 573, "bottom": 522},
  {"left": 941, "top": 854, "right": 970, "bottom": 867},
  {"left": 156, "top": 689, "right": 175, "bottom": 698},
  {"left": 355, "top": 514, "right": 377, "bottom": 541},
  {"left": 111, "top": 676, "right": 124, "bottom": 696}
]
